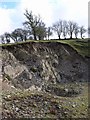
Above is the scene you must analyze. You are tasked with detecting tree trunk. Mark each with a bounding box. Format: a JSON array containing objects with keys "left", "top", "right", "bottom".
[
  {"left": 81, "top": 34, "right": 83, "bottom": 39},
  {"left": 39, "top": 36, "right": 41, "bottom": 40},
  {"left": 64, "top": 37, "right": 66, "bottom": 39},
  {"left": 75, "top": 35, "right": 77, "bottom": 39},
  {"left": 48, "top": 35, "right": 49, "bottom": 40},
  {"left": 58, "top": 35, "right": 61, "bottom": 40},
  {"left": 34, "top": 33, "right": 37, "bottom": 40},
  {"left": 33, "top": 29, "right": 37, "bottom": 40},
  {"left": 70, "top": 32, "right": 72, "bottom": 39},
  {"left": 24, "top": 36, "right": 27, "bottom": 41}
]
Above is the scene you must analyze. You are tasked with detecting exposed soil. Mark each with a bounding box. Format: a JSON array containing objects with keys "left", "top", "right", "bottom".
[{"left": 0, "top": 42, "right": 89, "bottom": 119}]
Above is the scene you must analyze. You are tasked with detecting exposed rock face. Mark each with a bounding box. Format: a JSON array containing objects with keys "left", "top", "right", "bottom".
[{"left": 1, "top": 42, "right": 88, "bottom": 89}]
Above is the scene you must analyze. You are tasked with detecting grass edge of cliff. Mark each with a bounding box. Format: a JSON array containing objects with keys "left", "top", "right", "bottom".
[{"left": 0, "top": 38, "right": 90, "bottom": 58}]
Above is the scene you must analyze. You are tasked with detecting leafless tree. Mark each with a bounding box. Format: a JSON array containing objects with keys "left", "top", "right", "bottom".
[
  {"left": 79, "top": 26, "right": 86, "bottom": 39},
  {"left": 52, "top": 20, "right": 63, "bottom": 39},
  {"left": 62, "top": 20, "right": 68, "bottom": 39},
  {"left": 68, "top": 21, "right": 76, "bottom": 39},
  {"left": 74, "top": 23, "right": 79, "bottom": 39},
  {"left": 46, "top": 27, "right": 52, "bottom": 40}
]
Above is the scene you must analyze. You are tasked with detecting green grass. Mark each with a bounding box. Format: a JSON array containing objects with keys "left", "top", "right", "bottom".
[
  {"left": 0, "top": 39, "right": 60, "bottom": 47},
  {"left": 0, "top": 39, "right": 89, "bottom": 57},
  {"left": 59, "top": 39, "right": 89, "bottom": 57}
]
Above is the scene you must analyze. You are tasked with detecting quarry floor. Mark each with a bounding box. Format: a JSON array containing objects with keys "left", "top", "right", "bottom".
[{"left": 0, "top": 81, "right": 89, "bottom": 119}]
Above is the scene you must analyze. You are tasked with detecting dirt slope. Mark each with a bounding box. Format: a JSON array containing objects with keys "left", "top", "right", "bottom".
[
  {"left": 1, "top": 42, "right": 88, "bottom": 89},
  {"left": 0, "top": 42, "right": 89, "bottom": 119}
]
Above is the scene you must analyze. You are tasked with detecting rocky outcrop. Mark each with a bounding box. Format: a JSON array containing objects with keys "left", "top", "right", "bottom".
[{"left": 1, "top": 42, "right": 88, "bottom": 89}]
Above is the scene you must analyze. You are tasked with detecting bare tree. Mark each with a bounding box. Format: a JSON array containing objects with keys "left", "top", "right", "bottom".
[
  {"left": 79, "top": 26, "right": 86, "bottom": 39},
  {"left": 52, "top": 20, "right": 63, "bottom": 39},
  {"left": 68, "top": 21, "right": 76, "bottom": 39},
  {"left": 74, "top": 23, "right": 79, "bottom": 39},
  {"left": 47, "top": 27, "right": 52, "bottom": 40},
  {"left": 62, "top": 20, "right": 68, "bottom": 39}
]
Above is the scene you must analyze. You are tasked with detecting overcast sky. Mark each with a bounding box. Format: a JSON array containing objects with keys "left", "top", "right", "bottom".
[{"left": 0, "top": 0, "right": 89, "bottom": 37}]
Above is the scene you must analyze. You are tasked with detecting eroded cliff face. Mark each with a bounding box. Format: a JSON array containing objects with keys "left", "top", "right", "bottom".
[{"left": 1, "top": 42, "right": 88, "bottom": 90}]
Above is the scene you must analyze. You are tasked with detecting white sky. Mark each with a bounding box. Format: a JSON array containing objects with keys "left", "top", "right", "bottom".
[{"left": 0, "top": 0, "right": 89, "bottom": 38}]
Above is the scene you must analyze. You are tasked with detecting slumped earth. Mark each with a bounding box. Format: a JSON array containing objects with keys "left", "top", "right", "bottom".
[{"left": 0, "top": 41, "right": 89, "bottom": 119}]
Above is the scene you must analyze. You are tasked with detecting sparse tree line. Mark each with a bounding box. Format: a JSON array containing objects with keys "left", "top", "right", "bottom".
[{"left": 0, "top": 10, "right": 88, "bottom": 43}]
